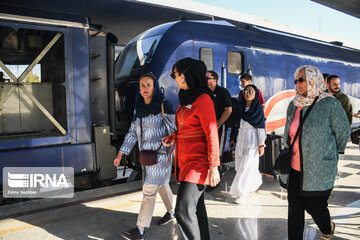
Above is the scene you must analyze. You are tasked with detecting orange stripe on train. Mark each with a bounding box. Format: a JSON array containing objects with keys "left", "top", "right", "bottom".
[{"left": 264, "top": 91, "right": 296, "bottom": 132}]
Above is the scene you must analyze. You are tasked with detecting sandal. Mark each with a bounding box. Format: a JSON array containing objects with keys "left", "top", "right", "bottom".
[
  {"left": 320, "top": 221, "right": 335, "bottom": 240},
  {"left": 331, "top": 221, "right": 335, "bottom": 234}
]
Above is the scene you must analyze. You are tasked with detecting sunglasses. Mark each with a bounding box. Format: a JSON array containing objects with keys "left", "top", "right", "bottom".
[
  {"left": 170, "top": 71, "right": 178, "bottom": 79},
  {"left": 206, "top": 77, "right": 216, "bottom": 80},
  {"left": 244, "top": 90, "right": 255, "bottom": 95},
  {"left": 170, "top": 68, "right": 189, "bottom": 79},
  {"left": 294, "top": 78, "right": 305, "bottom": 84}
]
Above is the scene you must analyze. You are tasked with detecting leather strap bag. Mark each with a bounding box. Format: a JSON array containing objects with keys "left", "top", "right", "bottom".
[
  {"left": 138, "top": 102, "right": 168, "bottom": 166},
  {"left": 274, "top": 96, "right": 318, "bottom": 174}
]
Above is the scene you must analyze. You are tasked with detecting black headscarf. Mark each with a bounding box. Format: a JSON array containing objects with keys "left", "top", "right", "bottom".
[
  {"left": 238, "top": 84, "right": 265, "bottom": 129},
  {"left": 134, "top": 73, "right": 175, "bottom": 119},
  {"left": 172, "top": 58, "right": 214, "bottom": 106}
]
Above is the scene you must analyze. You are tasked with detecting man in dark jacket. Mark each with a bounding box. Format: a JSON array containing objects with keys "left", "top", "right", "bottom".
[
  {"left": 207, "top": 71, "right": 232, "bottom": 129},
  {"left": 207, "top": 70, "right": 232, "bottom": 179},
  {"left": 326, "top": 75, "right": 353, "bottom": 124}
]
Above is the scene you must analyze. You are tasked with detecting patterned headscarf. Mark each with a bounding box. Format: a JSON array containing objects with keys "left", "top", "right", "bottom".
[{"left": 292, "top": 65, "right": 332, "bottom": 107}]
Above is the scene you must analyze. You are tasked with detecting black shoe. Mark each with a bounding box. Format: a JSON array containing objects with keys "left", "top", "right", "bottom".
[
  {"left": 206, "top": 185, "right": 218, "bottom": 192},
  {"left": 122, "top": 228, "right": 144, "bottom": 240},
  {"left": 220, "top": 165, "right": 229, "bottom": 177},
  {"left": 157, "top": 212, "right": 175, "bottom": 225}
]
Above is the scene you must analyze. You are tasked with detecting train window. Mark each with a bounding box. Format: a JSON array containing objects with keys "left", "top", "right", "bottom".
[
  {"left": 115, "top": 34, "right": 161, "bottom": 80},
  {"left": 199, "top": 47, "right": 213, "bottom": 70},
  {"left": 0, "top": 26, "right": 67, "bottom": 139},
  {"left": 228, "top": 51, "right": 243, "bottom": 75}
]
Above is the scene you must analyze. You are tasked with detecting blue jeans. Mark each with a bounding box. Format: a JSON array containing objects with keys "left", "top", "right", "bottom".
[{"left": 175, "top": 181, "right": 209, "bottom": 240}]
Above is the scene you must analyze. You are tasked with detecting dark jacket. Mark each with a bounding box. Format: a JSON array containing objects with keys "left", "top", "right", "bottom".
[{"left": 334, "top": 90, "right": 353, "bottom": 124}]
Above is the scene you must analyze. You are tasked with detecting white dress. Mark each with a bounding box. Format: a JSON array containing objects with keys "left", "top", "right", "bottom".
[{"left": 229, "top": 111, "right": 266, "bottom": 199}]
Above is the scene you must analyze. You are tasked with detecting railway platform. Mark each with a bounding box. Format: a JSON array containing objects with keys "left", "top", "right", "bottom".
[{"left": 0, "top": 143, "right": 359, "bottom": 240}]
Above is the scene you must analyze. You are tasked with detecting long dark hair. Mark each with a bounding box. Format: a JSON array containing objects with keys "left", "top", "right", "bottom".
[{"left": 172, "top": 57, "right": 214, "bottom": 106}]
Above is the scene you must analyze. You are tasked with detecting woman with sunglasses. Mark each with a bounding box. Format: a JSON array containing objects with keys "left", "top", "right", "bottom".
[
  {"left": 229, "top": 84, "right": 266, "bottom": 204},
  {"left": 280, "top": 65, "right": 350, "bottom": 240},
  {"left": 162, "top": 57, "right": 220, "bottom": 240},
  {"left": 113, "top": 73, "right": 176, "bottom": 240}
]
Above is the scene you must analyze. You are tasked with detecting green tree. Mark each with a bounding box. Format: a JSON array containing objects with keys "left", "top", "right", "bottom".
[{"left": 25, "top": 71, "right": 40, "bottom": 83}]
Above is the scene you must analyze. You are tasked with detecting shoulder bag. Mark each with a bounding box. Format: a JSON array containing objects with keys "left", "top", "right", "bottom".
[
  {"left": 350, "top": 128, "right": 360, "bottom": 145},
  {"left": 138, "top": 102, "right": 169, "bottom": 166},
  {"left": 273, "top": 96, "right": 318, "bottom": 174}
]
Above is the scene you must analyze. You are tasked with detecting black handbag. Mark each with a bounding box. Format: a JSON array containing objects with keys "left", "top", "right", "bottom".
[
  {"left": 274, "top": 96, "right": 318, "bottom": 174},
  {"left": 273, "top": 147, "right": 292, "bottom": 174},
  {"left": 350, "top": 128, "right": 360, "bottom": 145},
  {"left": 138, "top": 102, "right": 169, "bottom": 166},
  {"left": 139, "top": 149, "right": 159, "bottom": 166}
]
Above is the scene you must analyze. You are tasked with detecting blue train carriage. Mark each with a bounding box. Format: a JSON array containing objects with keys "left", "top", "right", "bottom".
[
  {"left": 115, "top": 20, "right": 360, "bottom": 139},
  {"left": 0, "top": 13, "right": 118, "bottom": 189}
]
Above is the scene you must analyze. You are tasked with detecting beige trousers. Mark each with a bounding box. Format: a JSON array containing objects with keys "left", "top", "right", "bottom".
[{"left": 137, "top": 183, "right": 174, "bottom": 228}]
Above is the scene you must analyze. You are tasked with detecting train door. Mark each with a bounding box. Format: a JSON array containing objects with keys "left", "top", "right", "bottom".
[
  {"left": 194, "top": 42, "right": 222, "bottom": 73},
  {"left": 196, "top": 42, "right": 249, "bottom": 97},
  {"left": 222, "top": 46, "right": 248, "bottom": 155},
  {"left": 224, "top": 46, "right": 248, "bottom": 97}
]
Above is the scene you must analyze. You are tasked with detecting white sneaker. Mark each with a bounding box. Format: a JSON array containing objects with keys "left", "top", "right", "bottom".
[
  {"left": 335, "top": 173, "right": 341, "bottom": 181},
  {"left": 234, "top": 197, "right": 246, "bottom": 204}
]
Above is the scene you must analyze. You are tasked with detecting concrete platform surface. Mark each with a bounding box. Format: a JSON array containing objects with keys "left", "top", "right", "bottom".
[{"left": 0, "top": 143, "right": 359, "bottom": 240}]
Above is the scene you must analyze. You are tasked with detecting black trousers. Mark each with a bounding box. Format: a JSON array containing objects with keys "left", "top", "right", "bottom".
[
  {"left": 175, "top": 181, "right": 209, "bottom": 240},
  {"left": 287, "top": 168, "right": 332, "bottom": 240},
  {"left": 218, "top": 125, "right": 226, "bottom": 175}
]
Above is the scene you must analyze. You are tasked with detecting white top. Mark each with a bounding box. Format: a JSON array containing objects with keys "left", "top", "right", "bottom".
[{"left": 237, "top": 119, "right": 266, "bottom": 148}]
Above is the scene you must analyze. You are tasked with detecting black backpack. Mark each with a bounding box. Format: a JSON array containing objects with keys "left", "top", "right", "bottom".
[{"left": 225, "top": 97, "right": 240, "bottom": 129}]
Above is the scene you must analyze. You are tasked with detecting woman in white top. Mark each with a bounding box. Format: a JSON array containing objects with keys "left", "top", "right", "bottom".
[{"left": 229, "top": 84, "right": 266, "bottom": 203}]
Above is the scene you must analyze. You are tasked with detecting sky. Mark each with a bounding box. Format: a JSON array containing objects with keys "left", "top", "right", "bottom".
[{"left": 192, "top": 0, "right": 360, "bottom": 49}]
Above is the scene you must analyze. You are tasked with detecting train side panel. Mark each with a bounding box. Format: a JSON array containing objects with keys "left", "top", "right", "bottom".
[
  {"left": 249, "top": 48, "right": 360, "bottom": 133},
  {"left": 0, "top": 20, "right": 99, "bottom": 186}
]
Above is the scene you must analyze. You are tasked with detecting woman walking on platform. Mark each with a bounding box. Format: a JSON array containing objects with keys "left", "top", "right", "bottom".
[
  {"left": 280, "top": 65, "right": 350, "bottom": 240},
  {"left": 113, "top": 73, "right": 176, "bottom": 240},
  {"left": 229, "top": 84, "right": 266, "bottom": 204},
  {"left": 163, "top": 58, "right": 220, "bottom": 240}
]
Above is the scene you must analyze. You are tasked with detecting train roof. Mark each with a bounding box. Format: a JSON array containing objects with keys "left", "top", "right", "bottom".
[
  {"left": 0, "top": 4, "right": 88, "bottom": 28},
  {"left": 135, "top": 20, "right": 360, "bottom": 65}
]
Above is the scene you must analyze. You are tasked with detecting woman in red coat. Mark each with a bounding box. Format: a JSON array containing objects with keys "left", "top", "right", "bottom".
[{"left": 163, "top": 58, "right": 220, "bottom": 240}]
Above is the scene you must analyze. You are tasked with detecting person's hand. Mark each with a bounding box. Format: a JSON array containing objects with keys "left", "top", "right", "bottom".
[
  {"left": 162, "top": 134, "right": 176, "bottom": 147},
  {"left": 114, "top": 152, "right": 123, "bottom": 167},
  {"left": 354, "top": 113, "right": 360, "bottom": 119},
  {"left": 229, "top": 140, "right": 235, "bottom": 149},
  {"left": 258, "top": 146, "right": 265, "bottom": 156},
  {"left": 209, "top": 166, "right": 220, "bottom": 187},
  {"left": 162, "top": 136, "right": 172, "bottom": 147}
]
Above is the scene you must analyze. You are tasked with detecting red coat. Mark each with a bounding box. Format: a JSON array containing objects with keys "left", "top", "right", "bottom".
[{"left": 174, "top": 94, "right": 220, "bottom": 185}]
